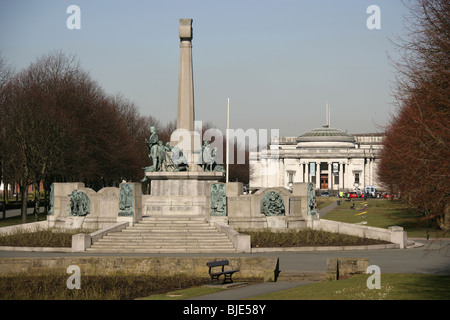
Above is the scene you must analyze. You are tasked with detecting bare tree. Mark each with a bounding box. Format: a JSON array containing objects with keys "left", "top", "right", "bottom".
[
  {"left": 0, "top": 51, "right": 160, "bottom": 221},
  {"left": 379, "top": 0, "right": 449, "bottom": 232},
  {"left": 0, "top": 54, "right": 15, "bottom": 219}
]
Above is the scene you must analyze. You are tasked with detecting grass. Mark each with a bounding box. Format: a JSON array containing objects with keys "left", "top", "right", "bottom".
[
  {"left": 325, "top": 199, "right": 448, "bottom": 238},
  {"left": 0, "top": 212, "right": 48, "bottom": 228},
  {"left": 246, "top": 273, "right": 450, "bottom": 300},
  {"left": 0, "top": 272, "right": 211, "bottom": 300},
  {"left": 242, "top": 229, "right": 391, "bottom": 247}
]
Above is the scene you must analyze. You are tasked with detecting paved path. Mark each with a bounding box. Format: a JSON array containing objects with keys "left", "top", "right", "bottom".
[
  {"left": 1, "top": 207, "right": 45, "bottom": 219},
  {"left": 317, "top": 199, "right": 338, "bottom": 218},
  {"left": 188, "top": 281, "right": 313, "bottom": 300}
]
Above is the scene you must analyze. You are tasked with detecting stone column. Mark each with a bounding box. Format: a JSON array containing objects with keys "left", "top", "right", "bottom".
[
  {"left": 339, "top": 162, "right": 344, "bottom": 190},
  {"left": 176, "top": 19, "right": 201, "bottom": 169},
  {"left": 345, "top": 161, "right": 350, "bottom": 190},
  {"left": 278, "top": 158, "right": 284, "bottom": 188},
  {"left": 328, "top": 162, "right": 332, "bottom": 190},
  {"left": 299, "top": 162, "right": 304, "bottom": 183},
  {"left": 316, "top": 162, "right": 321, "bottom": 189},
  {"left": 305, "top": 162, "right": 309, "bottom": 183},
  {"left": 362, "top": 158, "right": 367, "bottom": 188},
  {"left": 177, "top": 19, "right": 194, "bottom": 132}
]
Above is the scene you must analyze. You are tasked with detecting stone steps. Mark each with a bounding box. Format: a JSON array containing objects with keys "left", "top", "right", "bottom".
[
  {"left": 119, "top": 224, "right": 216, "bottom": 232},
  {"left": 87, "top": 216, "right": 237, "bottom": 253},
  {"left": 86, "top": 248, "right": 236, "bottom": 254},
  {"left": 96, "top": 237, "right": 230, "bottom": 242},
  {"left": 89, "top": 244, "right": 236, "bottom": 250},
  {"left": 101, "top": 233, "right": 231, "bottom": 239}
]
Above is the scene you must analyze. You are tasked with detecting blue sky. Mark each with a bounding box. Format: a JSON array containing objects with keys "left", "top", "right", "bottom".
[{"left": 0, "top": 0, "right": 410, "bottom": 136}]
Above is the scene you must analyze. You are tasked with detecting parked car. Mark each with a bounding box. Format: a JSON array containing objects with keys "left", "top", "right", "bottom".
[
  {"left": 348, "top": 192, "right": 358, "bottom": 198},
  {"left": 384, "top": 193, "right": 393, "bottom": 199},
  {"left": 320, "top": 191, "right": 330, "bottom": 197},
  {"left": 365, "top": 186, "right": 376, "bottom": 197}
]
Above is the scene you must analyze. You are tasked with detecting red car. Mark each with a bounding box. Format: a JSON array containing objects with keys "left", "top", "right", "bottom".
[
  {"left": 384, "top": 193, "right": 393, "bottom": 199},
  {"left": 348, "top": 192, "right": 358, "bottom": 198}
]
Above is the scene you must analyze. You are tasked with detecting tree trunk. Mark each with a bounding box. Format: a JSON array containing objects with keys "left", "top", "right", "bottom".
[
  {"left": 34, "top": 181, "right": 40, "bottom": 221},
  {"left": 43, "top": 183, "right": 48, "bottom": 215},
  {"left": 1, "top": 181, "right": 6, "bottom": 220},
  {"left": 21, "top": 185, "right": 28, "bottom": 224}
]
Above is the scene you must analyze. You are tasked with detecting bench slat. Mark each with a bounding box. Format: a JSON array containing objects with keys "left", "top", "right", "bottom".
[
  {"left": 210, "top": 270, "right": 238, "bottom": 276},
  {"left": 206, "top": 260, "right": 229, "bottom": 267}
]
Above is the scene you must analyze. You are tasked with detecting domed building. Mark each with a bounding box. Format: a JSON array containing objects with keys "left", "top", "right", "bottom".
[
  {"left": 296, "top": 127, "right": 356, "bottom": 148},
  {"left": 249, "top": 123, "right": 383, "bottom": 194}
]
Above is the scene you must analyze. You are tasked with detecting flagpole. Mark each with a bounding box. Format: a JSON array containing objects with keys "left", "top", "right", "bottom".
[{"left": 226, "top": 97, "right": 230, "bottom": 183}]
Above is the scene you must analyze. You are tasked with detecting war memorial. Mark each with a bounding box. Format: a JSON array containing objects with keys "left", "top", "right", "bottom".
[
  {"left": 38, "top": 19, "right": 407, "bottom": 253},
  {"left": 0, "top": 19, "right": 407, "bottom": 250},
  {"left": 0, "top": 19, "right": 414, "bottom": 289}
]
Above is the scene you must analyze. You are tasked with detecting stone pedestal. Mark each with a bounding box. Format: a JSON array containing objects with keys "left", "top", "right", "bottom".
[
  {"left": 226, "top": 182, "right": 243, "bottom": 197},
  {"left": 266, "top": 216, "right": 288, "bottom": 229},
  {"left": 47, "top": 182, "right": 85, "bottom": 228},
  {"left": 144, "top": 171, "right": 224, "bottom": 217},
  {"left": 48, "top": 183, "right": 121, "bottom": 230},
  {"left": 117, "top": 182, "right": 142, "bottom": 226}
]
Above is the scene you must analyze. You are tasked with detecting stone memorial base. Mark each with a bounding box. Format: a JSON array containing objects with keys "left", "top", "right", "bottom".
[
  {"left": 143, "top": 171, "right": 224, "bottom": 218},
  {"left": 117, "top": 182, "right": 142, "bottom": 226}
]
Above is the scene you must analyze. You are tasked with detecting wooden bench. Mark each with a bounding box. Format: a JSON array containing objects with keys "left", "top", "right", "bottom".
[{"left": 206, "top": 260, "right": 239, "bottom": 284}]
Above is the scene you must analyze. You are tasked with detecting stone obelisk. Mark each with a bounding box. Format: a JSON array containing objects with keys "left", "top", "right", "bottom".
[
  {"left": 177, "top": 18, "right": 194, "bottom": 132},
  {"left": 143, "top": 19, "right": 224, "bottom": 219},
  {"left": 176, "top": 19, "right": 200, "bottom": 169}
]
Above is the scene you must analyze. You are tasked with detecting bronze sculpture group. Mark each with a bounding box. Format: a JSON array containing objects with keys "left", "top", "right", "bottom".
[
  {"left": 144, "top": 126, "right": 224, "bottom": 173},
  {"left": 144, "top": 126, "right": 189, "bottom": 172}
]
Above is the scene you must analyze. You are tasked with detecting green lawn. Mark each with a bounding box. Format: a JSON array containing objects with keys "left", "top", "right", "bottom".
[
  {"left": 138, "top": 273, "right": 450, "bottom": 300},
  {"left": 247, "top": 273, "right": 450, "bottom": 300},
  {"left": 324, "top": 199, "right": 447, "bottom": 238}
]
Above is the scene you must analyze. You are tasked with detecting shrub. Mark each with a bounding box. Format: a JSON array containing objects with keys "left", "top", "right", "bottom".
[
  {"left": 0, "top": 229, "right": 89, "bottom": 247},
  {"left": 0, "top": 273, "right": 209, "bottom": 300},
  {"left": 243, "top": 229, "right": 390, "bottom": 247}
]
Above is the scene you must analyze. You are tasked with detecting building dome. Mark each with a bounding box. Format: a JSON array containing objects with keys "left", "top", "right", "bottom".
[{"left": 296, "top": 126, "right": 355, "bottom": 148}]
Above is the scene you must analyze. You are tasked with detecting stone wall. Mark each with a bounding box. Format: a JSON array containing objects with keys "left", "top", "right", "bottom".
[
  {"left": 310, "top": 218, "right": 408, "bottom": 248},
  {"left": 0, "top": 256, "right": 279, "bottom": 282},
  {"left": 222, "top": 182, "right": 308, "bottom": 230},
  {"left": 326, "top": 257, "right": 369, "bottom": 280},
  {"left": 48, "top": 182, "right": 142, "bottom": 230}
]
